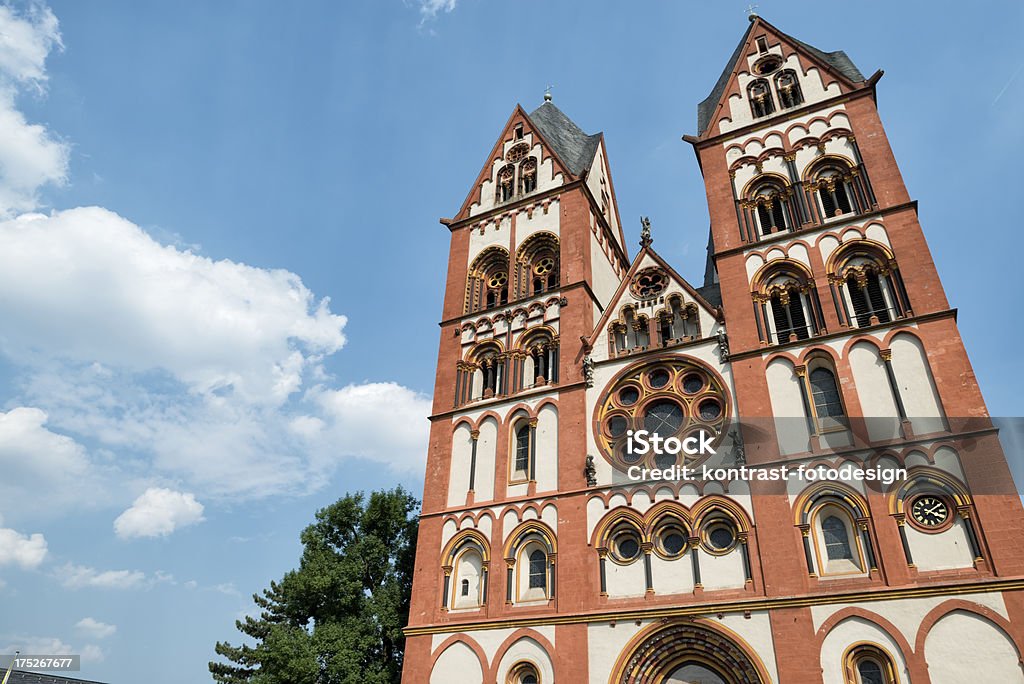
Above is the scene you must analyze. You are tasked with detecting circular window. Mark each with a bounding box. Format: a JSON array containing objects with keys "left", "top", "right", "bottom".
[
  {"left": 647, "top": 368, "right": 671, "bottom": 389},
  {"left": 611, "top": 530, "right": 642, "bottom": 564},
  {"left": 658, "top": 527, "right": 688, "bottom": 558},
  {"left": 698, "top": 399, "right": 722, "bottom": 421},
  {"left": 595, "top": 359, "right": 729, "bottom": 471},
  {"left": 643, "top": 400, "right": 684, "bottom": 438},
  {"left": 705, "top": 524, "right": 736, "bottom": 553},
  {"left": 533, "top": 256, "right": 555, "bottom": 275},
  {"left": 488, "top": 272, "right": 508, "bottom": 288},
  {"left": 618, "top": 386, "right": 640, "bottom": 406},
  {"left": 630, "top": 267, "right": 668, "bottom": 298},
  {"left": 754, "top": 55, "right": 782, "bottom": 75},
  {"left": 606, "top": 415, "right": 628, "bottom": 438}
]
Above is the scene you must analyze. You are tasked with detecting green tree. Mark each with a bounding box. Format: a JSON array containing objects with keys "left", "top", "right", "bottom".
[{"left": 209, "top": 487, "right": 419, "bottom": 684}]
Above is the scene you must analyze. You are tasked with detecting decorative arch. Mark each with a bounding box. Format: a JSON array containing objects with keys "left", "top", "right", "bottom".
[
  {"left": 751, "top": 259, "right": 821, "bottom": 345},
  {"left": 914, "top": 600, "right": 1024, "bottom": 658},
  {"left": 827, "top": 239, "right": 909, "bottom": 328},
  {"left": 514, "top": 231, "right": 559, "bottom": 299},
  {"left": 610, "top": 619, "right": 771, "bottom": 684},
  {"left": 504, "top": 520, "right": 556, "bottom": 604},
  {"left": 466, "top": 246, "right": 511, "bottom": 313},
  {"left": 888, "top": 466, "right": 972, "bottom": 515},
  {"left": 489, "top": 629, "right": 556, "bottom": 683}
]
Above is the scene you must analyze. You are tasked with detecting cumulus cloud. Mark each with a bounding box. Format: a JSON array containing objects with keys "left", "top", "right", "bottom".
[
  {"left": 0, "top": 635, "right": 104, "bottom": 663},
  {"left": 54, "top": 563, "right": 148, "bottom": 590},
  {"left": 0, "top": 4, "right": 68, "bottom": 216},
  {"left": 114, "top": 488, "right": 205, "bottom": 539},
  {"left": 0, "top": 2, "right": 430, "bottom": 514},
  {"left": 75, "top": 618, "right": 116, "bottom": 639},
  {"left": 0, "top": 524, "right": 47, "bottom": 569},
  {"left": 0, "top": 407, "right": 103, "bottom": 520}
]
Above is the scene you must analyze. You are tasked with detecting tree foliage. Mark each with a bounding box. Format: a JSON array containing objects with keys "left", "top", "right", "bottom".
[{"left": 210, "top": 487, "right": 419, "bottom": 684}]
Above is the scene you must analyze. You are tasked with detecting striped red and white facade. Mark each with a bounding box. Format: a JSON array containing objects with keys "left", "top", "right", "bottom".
[{"left": 401, "top": 16, "right": 1024, "bottom": 684}]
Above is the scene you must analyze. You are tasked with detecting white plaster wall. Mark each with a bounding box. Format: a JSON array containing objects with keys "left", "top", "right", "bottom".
[
  {"left": 651, "top": 553, "right": 694, "bottom": 595},
  {"left": 905, "top": 520, "right": 975, "bottom": 571},
  {"left": 448, "top": 423, "right": 474, "bottom": 507},
  {"left": 535, "top": 404, "right": 558, "bottom": 493},
  {"left": 926, "top": 611, "right": 1024, "bottom": 684},
  {"left": 591, "top": 228, "right": 623, "bottom": 308},
  {"left": 605, "top": 556, "right": 647, "bottom": 598},
  {"left": 513, "top": 200, "right": 560, "bottom": 250},
  {"left": 848, "top": 342, "right": 901, "bottom": 441},
  {"left": 467, "top": 214, "right": 512, "bottom": 266},
  {"left": 471, "top": 134, "right": 564, "bottom": 217},
  {"left": 819, "top": 616, "right": 909, "bottom": 684},
  {"left": 889, "top": 333, "right": 947, "bottom": 435},
  {"left": 475, "top": 417, "right": 497, "bottom": 502},
  {"left": 699, "top": 549, "right": 747, "bottom": 590},
  {"left": 429, "top": 626, "right": 556, "bottom": 671},
  {"left": 430, "top": 641, "right": 483, "bottom": 684},
  {"left": 765, "top": 358, "right": 811, "bottom": 455}
]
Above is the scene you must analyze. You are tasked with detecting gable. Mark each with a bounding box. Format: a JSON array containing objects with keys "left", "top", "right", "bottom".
[{"left": 696, "top": 16, "right": 866, "bottom": 139}]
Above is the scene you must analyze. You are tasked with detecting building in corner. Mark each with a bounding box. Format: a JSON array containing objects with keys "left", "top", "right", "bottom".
[{"left": 401, "top": 14, "right": 1024, "bottom": 684}]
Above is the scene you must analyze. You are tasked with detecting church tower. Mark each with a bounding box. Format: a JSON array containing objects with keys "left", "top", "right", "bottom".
[{"left": 402, "top": 16, "right": 1024, "bottom": 684}]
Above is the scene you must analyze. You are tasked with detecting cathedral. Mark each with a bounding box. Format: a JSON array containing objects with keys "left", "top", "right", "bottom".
[{"left": 400, "top": 15, "right": 1024, "bottom": 684}]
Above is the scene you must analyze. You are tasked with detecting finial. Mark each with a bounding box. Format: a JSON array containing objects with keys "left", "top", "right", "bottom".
[
  {"left": 746, "top": 4, "right": 759, "bottom": 20},
  {"left": 640, "top": 216, "right": 652, "bottom": 248},
  {"left": 544, "top": 84, "right": 554, "bottom": 102}
]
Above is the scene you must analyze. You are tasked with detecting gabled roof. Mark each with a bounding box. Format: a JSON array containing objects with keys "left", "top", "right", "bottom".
[
  {"left": 528, "top": 101, "right": 603, "bottom": 177},
  {"left": 696, "top": 16, "right": 866, "bottom": 136},
  {"left": 585, "top": 242, "right": 721, "bottom": 350}
]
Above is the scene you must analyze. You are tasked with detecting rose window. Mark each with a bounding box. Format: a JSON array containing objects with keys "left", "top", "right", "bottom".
[
  {"left": 595, "top": 358, "right": 730, "bottom": 470},
  {"left": 630, "top": 267, "right": 668, "bottom": 298}
]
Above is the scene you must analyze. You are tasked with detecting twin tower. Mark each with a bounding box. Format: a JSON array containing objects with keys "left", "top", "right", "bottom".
[{"left": 401, "top": 16, "right": 1024, "bottom": 684}]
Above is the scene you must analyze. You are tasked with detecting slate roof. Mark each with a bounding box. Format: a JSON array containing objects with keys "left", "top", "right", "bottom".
[
  {"left": 1, "top": 671, "right": 108, "bottom": 684},
  {"left": 696, "top": 18, "right": 865, "bottom": 136},
  {"left": 528, "top": 102, "right": 602, "bottom": 177}
]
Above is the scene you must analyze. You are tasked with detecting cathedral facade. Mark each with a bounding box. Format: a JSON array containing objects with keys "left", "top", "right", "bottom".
[{"left": 401, "top": 16, "right": 1024, "bottom": 684}]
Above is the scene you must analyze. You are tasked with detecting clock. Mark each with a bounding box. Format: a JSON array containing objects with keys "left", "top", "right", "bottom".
[{"left": 910, "top": 495, "right": 950, "bottom": 529}]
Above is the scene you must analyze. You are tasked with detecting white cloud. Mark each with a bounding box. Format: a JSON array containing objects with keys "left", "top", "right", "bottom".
[
  {"left": 0, "top": 635, "right": 73, "bottom": 655},
  {"left": 81, "top": 644, "right": 105, "bottom": 663},
  {"left": 308, "top": 382, "right": 432, "bottom": 472},
  {"left": 114, "top": 487, "right": 205, "bottom": 539},
  {"left": 0, "top": 525, "right": 47, "bottom": 569},
  {"left": 54, "top": 563, "right": 148, "bottom": 590},
  {"left": 0, "top": 407, "right": 103, "bottom": 520},
  {"left": 415, "top": 0, "right": 458, "bottom": 21},
  {"left": 75, "top": 618, "right": 116, "bottom": 640},
  {"left": 0, "top": 2, "right": 430, "bottom": 514},
  {"left": 0, "top": 4, "right": 68, "bottom": 217}
]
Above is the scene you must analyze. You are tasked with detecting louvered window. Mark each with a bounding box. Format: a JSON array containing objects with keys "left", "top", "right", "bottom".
[{"left": 770, "top": 291, "right": 810, "bottom": 343}]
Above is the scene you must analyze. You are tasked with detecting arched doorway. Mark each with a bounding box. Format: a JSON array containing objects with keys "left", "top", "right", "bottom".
[{"left": 613, "top": 621, "right": 768, "bottom": 684}]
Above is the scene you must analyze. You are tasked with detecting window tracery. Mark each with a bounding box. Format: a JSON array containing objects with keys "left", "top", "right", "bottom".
[{"left": 594, "top": 358, "right": 730, "bottom": 471}]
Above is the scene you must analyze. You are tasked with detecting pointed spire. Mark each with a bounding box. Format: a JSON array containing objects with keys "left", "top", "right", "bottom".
[{"left": 640, "top": 216, "right": 652, "bottom": 247}]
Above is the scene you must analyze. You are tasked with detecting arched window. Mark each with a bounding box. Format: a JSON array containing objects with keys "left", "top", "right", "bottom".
[
  {"left": 445, "top": 535, "right": 488, "bottom": 610},
  {"left": 515, "top": 233, "right": 559, "bottom": 299},
  {"left": 808, "top": 366, "right": 846, "bottom": 430},
  {"left": 512, "top": 421, "right": 532, "bottom": 482},
  {"left": 497, "top": 164, "right": 515, "bottom": 202},
  {"left": 508, "top": 526, "right": 555, "bottom": 604},
  {"left": 659, "top": 298, "right": 700, "bottom": 346},
  {"left": 775, "top": 69, "right": 804, "bottom": 109},
  {"left": 508, "top": 662, "right": 541, "bottom": 684},
  {"left": 847, "top": 270, "right": 891, "bottom": 327},
  {"left": 769, "top": 286, "right": 811, "bottom": 343},
  {"left": 748, "top": 79, "right": 775, "bottom": 118},
  {"left": 614, "top": 308, "right": 649, "bottom": 354},
  {"left": 748, "top": 178, "right": 793, "bottom": 236},
  {"left": 830, "top": 242, "right": 908, "bottom": 328},
  {"left": 810, "top": 163, "right": 857, "bottom": 219},
  {"left": 471, "top": 345, "right": 504, "bottom": 400},
  {"left": 822, "top": 515, "right": 854, "bottom": 560},
  {"left": 466, "top": 247, "right": 510, "bottom": 313},
  {"left": 528, "top": 549, "right": 546, "bottom": 588},
  {"left": 844, "top": 645, "right": 898, "bottom": 684},
  {"left": 520, "top": 157, "right": 537, "bottom": 194},
  {"left": 810, "top": 504, "right": 863, "bottom": 575},
  {"left": 460, "top": 578, "right": 470, "bottom": 596}
]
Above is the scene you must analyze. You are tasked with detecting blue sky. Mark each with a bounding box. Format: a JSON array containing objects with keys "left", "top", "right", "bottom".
[{"left": 0, "top": 1, "right": 1021, "bottom": 682}]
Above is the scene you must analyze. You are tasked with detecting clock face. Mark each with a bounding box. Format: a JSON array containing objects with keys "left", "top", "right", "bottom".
[{"left": 911, "top": 495, "right": 950, "bottom": 528}]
